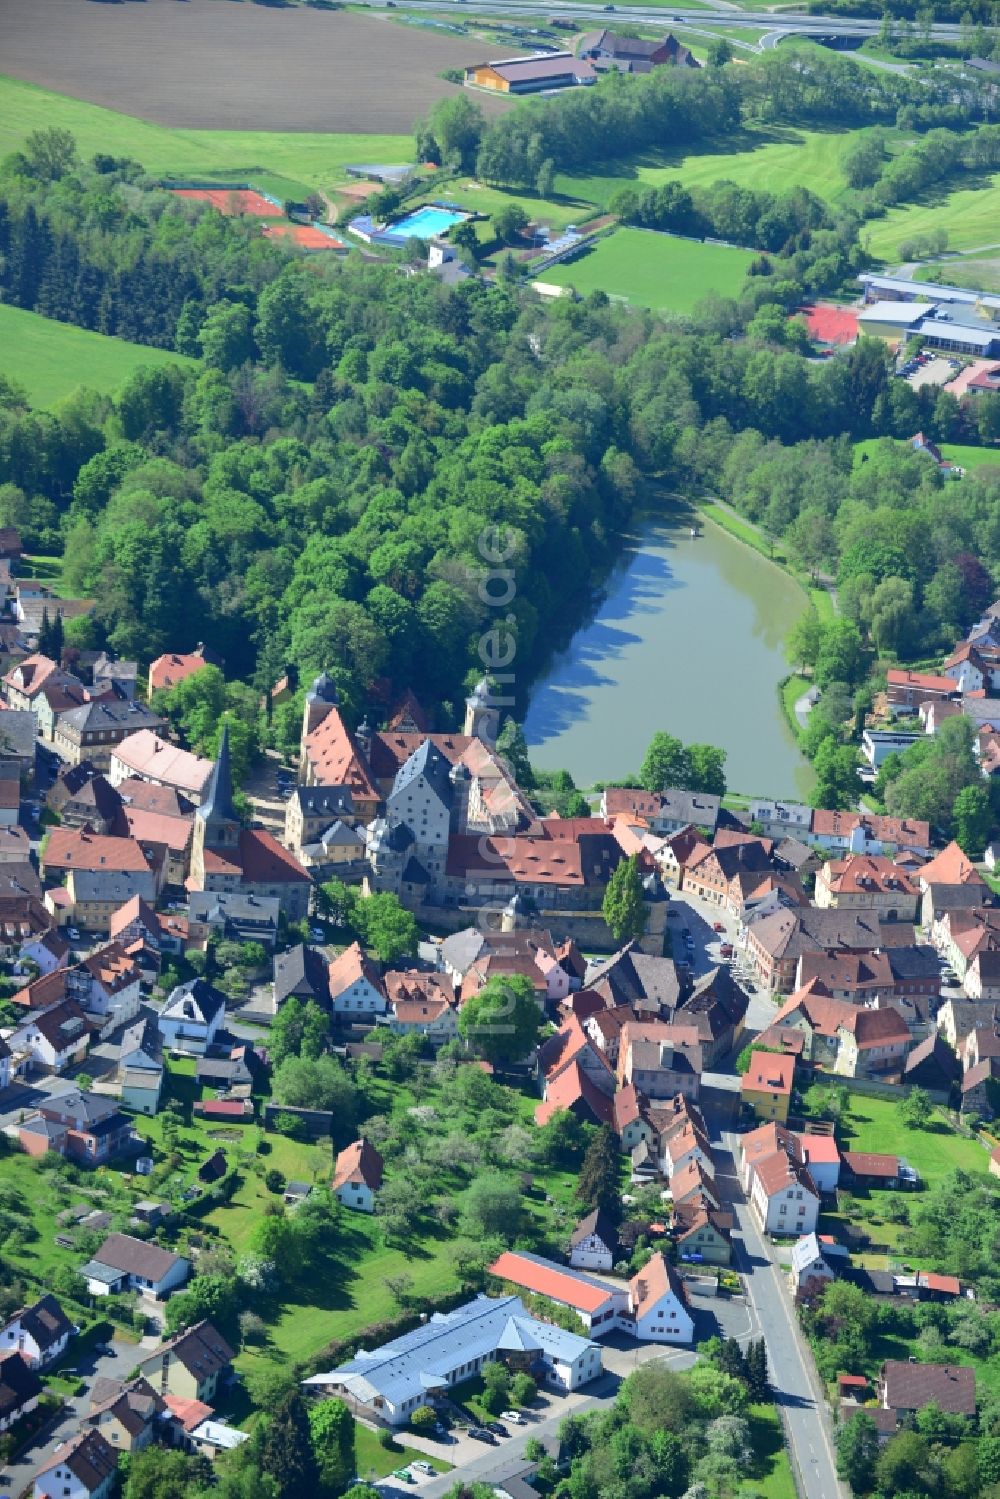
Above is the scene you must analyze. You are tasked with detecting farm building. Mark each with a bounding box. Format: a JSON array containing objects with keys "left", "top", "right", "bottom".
[
  {"left": 578, "top": 30, "right": 699, "bottom": 72},
  {"left": 465, "top": 53, "right": 596, "bottom": 93}
]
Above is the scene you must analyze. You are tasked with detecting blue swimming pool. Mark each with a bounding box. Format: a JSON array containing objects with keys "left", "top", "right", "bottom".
[{"left": 388, "top": 205, "right": 468, "bottom": 239}]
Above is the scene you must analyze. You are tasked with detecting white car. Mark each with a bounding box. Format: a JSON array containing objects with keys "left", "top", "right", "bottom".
[
  {"left": 310, "top": 927, "right": 326, "bottom": 942},
  {"left": 411, "top": 1462, "right": 436, "bottom": 1476},
  {"left": 66, "top": 927, "right": 81, "bottom": 942},
  {"left": 501, "top": 1410, "right": 526, "bottom": 1424}
]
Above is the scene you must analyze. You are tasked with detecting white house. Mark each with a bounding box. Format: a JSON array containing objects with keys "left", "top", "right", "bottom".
[
  {"left": 332, "top": 1138, "right": 384, "bottom": 1213},
  {"left": 624, "top": 1253, "right": 694, "bottom": 1345},
  {"left": 568, "top": 1209, "right": 619, "bottom": 1272},
  {"left": 81, "top": 1234, "right": 189, "bottom": 1300},
  {"left": 18, "top": 929, "right": 70, "bottom": 977},
  {"left": 0, "top": 1296, "right": 74, "bottom": 1369},
  {"left": 0, "top": 1351, "right": 42, "bottom": 1433},
  {"left": 33, "top": 1430, "right": 117, "bottom": 1499},
  {"left": 749, "top": 1149, "right": 821, "bottom": 1237},
  {"left": 798, "top": 1134, "right": 842, "bottom": 1194},
  {"left": 789, "top": 1233, "right": 837, "bottom": 1301},
  {"left": 327, "top": 942, "right": 386, "bottom": 1017},
  {"left": 7, "top": 1000, "right": 90, "bottom": 1074},
  {"left": 157, "top": 978, "right": 225, "bottom": 1056},
  {"left": 69, "top": 944, "right": 143, "bottom": 1026}
]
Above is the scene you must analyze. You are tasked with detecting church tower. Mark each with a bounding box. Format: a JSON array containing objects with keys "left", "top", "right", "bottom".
[
  {"left": 463, "top": 677, "right": 499, "bottom": 745},
  {"left": 190, "top": 723, "right": 241, "bottom": 889}
]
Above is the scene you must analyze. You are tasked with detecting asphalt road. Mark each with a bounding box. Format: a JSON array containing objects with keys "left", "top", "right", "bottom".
[{"left": 703, "top": 1087, "right": 847, "bottom": 1499}]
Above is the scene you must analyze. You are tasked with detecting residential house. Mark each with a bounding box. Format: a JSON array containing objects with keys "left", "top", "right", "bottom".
[
  {"left": 937, "top": 996, "right": 1000, "bottom": 1049},
  {"left": 611, "top": 1084, "right": 655, "bottom": 1153},
  {"left": 0, "top": 1351, "right": 42, "bottom": 1434},
  {"left": 196, "top": 1047, "right": 254, "bottom": 1091},
  {"left": 108, "top": 732, "right": 214, "bottom": 805},
  {"left": 746, "top": 909, "right": 888, "bottom": 992},
  {"left": 741, "top": 1051, "right": 795, "bottom": 1122},
  {"left": 111, "top": 796, "right": 194, "bottom": 888},
  {"left": 885, "top": 669, "right": 958, "bottom": 716},
  {"left": 81, "top": 1234, "right": 189, "bottom": 1300},
  {"left": 748, "top": 1149, "right": 820, "bottom": 1237},
  {"left": 92, "top": 654, "right": 138, "bottom": 701},
  {"left": 789, "top": 1233, "right": 837, "bottom": 1303},
  {"left": 298, "top": 688, "right": 381, "bottom": 821},
  {"left": 385, "top": 970, "right": 457, "bottom": 1041},
  {"left": 599, "top": 788, "right": 721, "bottom": 836},
  {"left": 0, "top": 706, "right": 38, "bottom": 786},
  {"left": 134, "top": 1320, "right": 235, "bottom": 1404},
  {"left": 327, "top": 941, "right": 386, "bottom": 1017},
  {"left": 83, "top": 1377, "right": 165, "bottom": 1452},
  {"left": 0, "top": 1296, "right": 73, "bottom": 1369},
  {"left": 683, "top": 836, "right": 773, "bottom": 908},
  {"left": 6, "top": 998, "right": 90, "bottom": 1074},
  {"left": 746, "top": 800, "right": 813, "bottom": 840},
  {"left": 147, "top": 645, "right": 222, "bottom": 696},
  {"left": 306, "top": 1293, "right": 603, "bottom": 1425},
  {"left": 678, "top": 967, "right": 748, "bottom": 1065},
  {"left": 19, "top": 1090, "right": 133, "bottom": 1165},
  {"left": 70, "top": 944, "right": 143, "bottom": 1025},
  {"left": 671, "top": 1197, "right": 732, "bottom": 1265},
  {"left": 840, "top": 1152, "right": 903, "bottom": 1188},
  {"left": 902, "top": 1032, "right": 959, "bottom": 1093},
  {"left": 966, "top": 950, "right": 1000, "bottom": 1001},
  {"left": 157, "top": 978, "right": 225, "bottom": 1057},
  {"left": 109, "top": 895, "right": 161, "bottom": 954},
  {"left": 879, "top": 1360, "right": 976, "bottom": 1419},
  {"left": 961, "top": 1057, "right": 999, "bottom": 1117},
  {"left": 40, "top": 828, "right": 158, "bottom": 897},
  {"left": 118, "top": 1027, "right": 164, "bottom": 1116},
  {"left": 578, "top": 28, "right": 699, "bottom": 71},
  {"left": 797, "top": 1134, "right": 841, "bottom": 1194},
  {"left": 805, "top": 810, "right": 931, "bottom": 858},
  {"left": 54, "top": 700, "right": 164, "bottom": 771},
  {"left": 332, "top": 1138, "right": 384, "bottom": 1213},
  {"left": 568, "top": 1208, "right": 620, "bottom": 1271},
  {"left": 19, "top": 926, "right": 70, "bottom": 977},
  {"left": 3, "top": 654, "right": 65, "bottom": 713},
  {"left": 835, "top": 1008, "right": 911, "bottom": 1079},
  {"left": 272, "top": 944, "right": 330, "bottom": 1011},
  {"left": 651, "top": 825, "right": 711, "bottom": 887},
  {"left": 32, "top": 1430, "right": 118, "bottom": 1499},
  {"left": 489, "top": 1251, "right": 625, "bottom": 1338},
  {"left": 535, "top": 1055, "right": 615, "bottom": 1127},
  {"left": 917, "top": 841, "right": 987, "bottom": 926},
  {"left": 297, "top": 818, "right": 367, "bottom": 873},
  {"left": 814, "top": 855, "right": 919, "bottom": 921},
  {"left": 623, "top": 1254, "right": 694, "bottom": 1343},
  {"left": 187, "top": 891, "right": 281, "bottom": 949},
  {"left": 617, "top": 1020, "right": 702, "bottom": 1101}
]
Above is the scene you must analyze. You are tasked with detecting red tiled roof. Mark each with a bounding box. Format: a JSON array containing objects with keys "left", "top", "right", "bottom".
[
  {"left": 919, "top": 840, "right": 985, "bottom": 889},
  {"left": 742, "top": 1051, "right": 795, "bottom": 1095},
  {"left": 535, "top": 1059, "right": 613, "bottom": 1127},
  {"left": 332, "top": 1136, "right": 384, "bottom": 1192},
  {"left": 43, "top": 829, "right": 153, "bottom": 875},
  {"left": 490, "top": 1251, "right": 613, "bottom": 1313},
  {"left": 842, "top": 1151, "right": 899, "bottom": 1178},
  {"left": 918, "top": 1271, "right": 960, "bottom": 1296},
  {"left": 162, "top": 1394, "right": 214, "bottom": 1433}
]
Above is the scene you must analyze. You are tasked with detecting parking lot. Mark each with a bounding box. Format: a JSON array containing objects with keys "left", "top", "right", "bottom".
[{"left": 900, "top": 351, "right": 962, "bottom": 389}]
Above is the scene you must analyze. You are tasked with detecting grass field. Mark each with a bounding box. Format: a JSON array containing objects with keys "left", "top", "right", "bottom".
[
  {"left": 940, "top": 443, "right": 1000, "bottom": 471},
  {"left": 0, "top": 76, "right": 411, "bottom": 200},
  {"left": 539, "top": 227, "right": 753, "bottom": 313},
  {"left": 741, "top": 1404, "right": 797, "bottom": 1499},
  {"left": 913, "top": 254, "right": 1000, "bottom": 292},
  {"left": 864, "top": 169, "right": 1000, "bottom": 260},
  {"left": 354, "top": 1424, "right": 450, "bottom": 1482},
  {"left": 553, "top": 125, "right": 896, "bottom": 213},
  {"left": 0, "top": 303, "right": 196, "bottom": 408}
]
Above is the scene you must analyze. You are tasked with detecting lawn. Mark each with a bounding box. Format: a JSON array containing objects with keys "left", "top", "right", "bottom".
[
  {"left": 863, "top": 169, "right": 1000, "bottom": 261},
  {"left": 914, "top": 255, "right": 1000, "bottom": 293},
  {"left": 740, "top": 1403, "right": 797, "bottom": 1499},
  {"left": 780, "top": 674, "right": 810, "bottom": 741},
  {"left": 0, "top": 303, "right": 197, "bottom": 410},
  {"left": 539, "top": 227, "right": 754, "bottom": 314},
  {"left": 940, "top": 443, "right": 1000, "bottom": 471},
  {"left": 0, "top": 75, "right": 411, "bottom": 199},
  {"left": 837, "top": 1095, "right": 990, "bottom": 1187},
  {"left": 354, "top": 1422, "right": 451, "bottom": 1481}
]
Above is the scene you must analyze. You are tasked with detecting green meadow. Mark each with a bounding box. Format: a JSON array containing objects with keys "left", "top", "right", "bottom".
[
  {"left": 0, "top": 303, "right": 196, "bottom": 409},
  {"left": 539, "top": 227, "right": 754, "bottom": 313}
]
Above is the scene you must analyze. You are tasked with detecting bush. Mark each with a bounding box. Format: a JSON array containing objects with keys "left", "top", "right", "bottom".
[
  {"left": 265, "top": 1168, "right": 286, "bottom": 1194},
  {"left": 511, "top": 1372, "right": 536, "bottom": 1407},
  {"left": 410, "top": 1405, "right": 438, "bottom": 1432},
  {"left": 377, "top": 1427, "right": 399, "bottom": 1451}
]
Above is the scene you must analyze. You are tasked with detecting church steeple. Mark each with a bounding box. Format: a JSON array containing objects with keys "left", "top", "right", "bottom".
[{"left": 193, "top": 721, "right": 241, "bottom": 863}]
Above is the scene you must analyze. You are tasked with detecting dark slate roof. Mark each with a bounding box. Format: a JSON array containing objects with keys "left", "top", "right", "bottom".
[
  {"left": 292, "top": 785, "right": 355, "bottom": 819},
  {"left": 569, "top": 1207, "right": 620, "bottom": 1256},
  {"left": 402, "top": 856, "right": 431, "bottom": 884},
  {"left": 391, "top": 739, "right": 453, "bottom": 807},
  {"left": 60, "top": 700, "right": 161, "bottom": 735},
  {"left": 886, "top": 946, "right": 941, "bottom": 981},
  {"left": 273, "top": 943, "right": 330, "bottom": 1006},
  {"left": 9, "top": 1295, "right": 72, "bottom": 1355}
]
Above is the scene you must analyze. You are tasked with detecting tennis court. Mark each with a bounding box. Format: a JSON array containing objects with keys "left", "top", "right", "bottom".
[
  {"left": 172, "top": 188, "right": 278, "bottom": 217},
  {"left": 262, "top": 224, "right": 347, "bottom": 251}
]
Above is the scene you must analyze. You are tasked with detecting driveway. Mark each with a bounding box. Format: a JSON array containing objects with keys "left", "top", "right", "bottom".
[{"left": 1, "top": 1337, "right": 140, "bottom": 1494}]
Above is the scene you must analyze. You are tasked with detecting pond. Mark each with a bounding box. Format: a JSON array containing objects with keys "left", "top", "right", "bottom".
[{"left": 523, "top": 505, "right": 812, "bottom": 800}]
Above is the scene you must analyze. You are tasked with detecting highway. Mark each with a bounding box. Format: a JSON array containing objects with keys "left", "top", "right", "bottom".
[{"left": 391, "top": 0, "right": 970, "bottom": 44}]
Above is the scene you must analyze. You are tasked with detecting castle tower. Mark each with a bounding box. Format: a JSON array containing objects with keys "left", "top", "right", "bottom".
[
  {"left": 463, "top": 677, "right": 499, "bottom": 745},
  {"left": 190, "top": 722, "right": 241, "bottom": 889},
  {"left": 301, "top": 671, "right": 340, "bottom": 743}
]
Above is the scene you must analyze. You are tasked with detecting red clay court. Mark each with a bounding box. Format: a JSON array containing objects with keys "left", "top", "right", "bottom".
[
  {"left": 800, "top": 303, "right": 860, "bottom": 345},
  {"left": 262, "top": 224, "right": 347, "bottom": 251},
  {"left": 172, "top": 188, "right": 277, "bottom": 217}
]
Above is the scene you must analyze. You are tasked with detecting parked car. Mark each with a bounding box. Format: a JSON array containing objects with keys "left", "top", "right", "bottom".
[
  {"left": 712, "top": 921, "right": 724, "bottom": 932},
  {"left": 720, "top": 943, "right": 733, "bottom": 957},
  {"left": 391, "top": 1470, "right": 415, "bottom": 1484},
  {"left": 468, "top": 1427, "right": 495, "bottom": 1443},
  {"left": 66, "top": 927, "right": 81, "bottom": 942},
  {"left": 411, "top": 1462, "right": 436, "bottom": 1477},
  {"left": 501, "top": 1410, "right": 526, "bottom": 1424},
  {"left": 310, "top": 927, "right": 326, "bottom": 942},
  {"left": 486, "top": 1422, "right": 509, "bottom": 1437}
]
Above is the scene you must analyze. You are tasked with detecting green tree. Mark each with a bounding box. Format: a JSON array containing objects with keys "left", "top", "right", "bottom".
[
  {"left": 603, "top": 854, "right": 648, "bottom": 944},
  {"left": 164, "top": 1273, "right": 237, "bottom": 1337},
  {"left": 640, "top": 732, "right": 690, "bottom": 792},
  {"left": 458, "top": 973, "right": 542, "bottom": 1066},
  {"left": 496, "top": 717, "right": 535, "bottom": 787},
  {"left": 707, "top": 37, "right": 734, "bottom": 65},
  {"left": 451, "top": 220, "right": 481, "bottom": 264},
  {"left": 420, "top": 96, "right": 485, "bottom": 170},
  {"left": 353, "top": 892, "right": 418, "bottom": 963},
  {"left": 260, "top": 1392, "right": 319, "bottom": 1499},
  {"left": 836, "top": 1410, "right": 879, "bottom": 1494},
  {"left": 271, "top": 1054, "right": 358, "bottom": 1127},
  {"left": 464, "top": 1173, "right": 524, "bottom": 1240},
  {"left": 126, "top": 1446, "right": 212, "bottom": 1499},
  {"left": 269, "top": 997, "right": 329, "bottom": 1069},
  {"left": 809, "top": 736, "right": 859, "bottom": 811},
  {"left": 511, "top": 1372, "right": 537, "bottom": 1406},
  {"left": 875, "top": 1429, "right": 932, "bottom": 1497},
  {"left": 815, "top": 618, "right": 865, "bottom": 689},
  {"left": 23, "top": 127, "right": 78, "bottom": 181},
  {"left": 308, "top": 1398, "right": 356, "bottom": 1499},
  {"left": 954, "top": 783, "right": 991, "bottom": 860},
  {"left": 785, "top": 606, "right": 824, "bottom": 672},
  {"left": 199, "top": 302, "right": 256, "bottom": 373},
  {"left": 897, "top": 1086, "right": 933, "bottom": 1129},
  {"left": 687, "top": 743, "right": 727, "bottom": 797},
  {"left": 576, "top": 1124, "right": 621, "bottom": 1221},
  {"left": 493, "top": 203, "right": 529, "bottom": 245}
]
